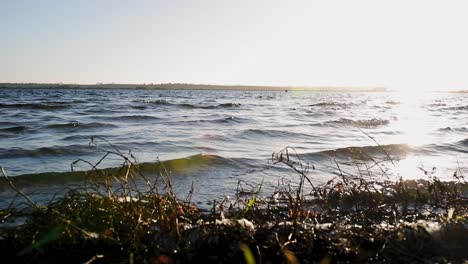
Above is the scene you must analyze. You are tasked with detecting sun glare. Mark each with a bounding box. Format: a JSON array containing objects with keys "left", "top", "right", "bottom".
[{"left": 392, "top": 92, "right": 433, "bottom": 147}]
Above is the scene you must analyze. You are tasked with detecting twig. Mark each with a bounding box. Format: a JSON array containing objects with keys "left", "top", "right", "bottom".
[
  {"left": 0, "top": 162, "right": 40, "bottom": 209},
  {"left": 358, "top": 127, "right": 395, "bottom": 166}
]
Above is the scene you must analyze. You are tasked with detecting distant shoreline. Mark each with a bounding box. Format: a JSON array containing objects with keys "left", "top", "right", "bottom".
[
  {"left": 2, "top": 83, "right": 466, "bottom": 93},
  {"left": 0, "top": 83, "right": 388, "bottom": 92}
]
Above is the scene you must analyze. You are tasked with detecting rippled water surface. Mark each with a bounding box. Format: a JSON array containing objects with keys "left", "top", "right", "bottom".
[{"left": 0, "top": 88, "right": 467, "bottom": 203}]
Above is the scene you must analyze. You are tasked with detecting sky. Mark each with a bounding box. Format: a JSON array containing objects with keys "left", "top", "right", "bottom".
[{"left": 1, "top": 0, "right": 468, "bottom": 91}]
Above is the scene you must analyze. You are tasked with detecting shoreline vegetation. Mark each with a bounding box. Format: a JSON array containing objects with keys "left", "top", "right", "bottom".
[
  {"left": 0, "top": 83, "right": 389, "bottom": 92},
  {"left": 0, "top": 140, "right": 466, "bottom": 263}
]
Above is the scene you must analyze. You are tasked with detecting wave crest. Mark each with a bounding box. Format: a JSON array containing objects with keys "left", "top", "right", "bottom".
[
  {"left": 309, "top": 102, "right": 352, "bottom": 108},
  {"left": 0, "top": 126, "right": 29, "bottom": 133},
  {"left": 2, "top": 154, "right": 227, "bottom": 188},
  {"left": 324, "top": 118, "right": 390, "bottom": 128},
  {"left": 134, "top": 100, "right": 241, "bottom": 109},
  {"left": 46, "top": 122, "right": 117, "bottom": 130},
  {"left": 316, "top": 144, "right": 412, "bottom": 160},
  {"left": 96, "top": 115, "right": 161, "bottom": 122},
  {"left": 0, "top": 102, "right": 70, "bottom": 110},
  {"left": 0, "top": 145, "right": 96, "bottom": 159}
]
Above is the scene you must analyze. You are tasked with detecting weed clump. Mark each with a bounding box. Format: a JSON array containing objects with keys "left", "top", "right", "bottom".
[{"left": 0, "top": 142, "right": 466, "bottom": 263}]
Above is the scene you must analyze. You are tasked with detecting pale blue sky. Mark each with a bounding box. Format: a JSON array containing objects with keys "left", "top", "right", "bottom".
[{"left": 1, "top": 0, "right": 467, "bottom": 91}]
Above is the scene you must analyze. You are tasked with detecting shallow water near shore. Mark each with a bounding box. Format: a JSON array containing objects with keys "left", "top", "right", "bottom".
[{"left": 0, "top": 88, "right": 467, "bottom": 205}]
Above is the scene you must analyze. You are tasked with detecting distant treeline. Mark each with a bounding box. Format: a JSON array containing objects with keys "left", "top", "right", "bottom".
[{"left": 0, "top": 83, "right": 388, "bottom": 92}]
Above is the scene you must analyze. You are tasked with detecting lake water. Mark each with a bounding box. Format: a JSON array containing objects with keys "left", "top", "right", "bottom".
[{"left": 0, "top": 88, "right": 467, "bottom": 205}]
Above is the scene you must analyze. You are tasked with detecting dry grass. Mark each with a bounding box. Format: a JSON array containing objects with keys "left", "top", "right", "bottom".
[{"left": 0, "top": 141, "right": 466, "bottom": 263}]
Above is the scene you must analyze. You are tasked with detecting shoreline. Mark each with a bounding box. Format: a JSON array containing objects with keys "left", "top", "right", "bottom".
[
  {"left": 0, "top": 83, "right": 389, "bottom": 92},
  {"left": 2, "top": 83, "right": 466, "bottom": 93},
  {"left": 0, "top": 149, "right": 466, "bottom": 263}
]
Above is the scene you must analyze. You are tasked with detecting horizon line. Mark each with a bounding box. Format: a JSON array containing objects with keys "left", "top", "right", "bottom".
[{"left": 0, "top": 82, "right": 466, "bottom": 93}]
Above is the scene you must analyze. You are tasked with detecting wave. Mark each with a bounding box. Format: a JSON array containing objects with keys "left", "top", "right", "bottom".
[
  {"left": 309, "top": 102, "right": 353, "bottom": 108},
  {"left": 0, "top": 142, "right": 415, "bottom": 190},
  {"left": 311, "top": 144, "right": 412, "bottom": 160},
  {"left": 437, "top": 126, "right": 467, "bottom": 132},
  {"left": 149, "top": 154, "right": 227, "bottom": 174},
  {"left": 324, "top": 118, "right": 390, "bottom": 128},
  {"left": 61, "top": 134, "right": 108, "bottom": 141},
  {"left": 131, "top": 105, "right": 147, "bottom": 110},
  {"left": 218, "top": 103, "right": 241, "bottom": 108},
  {"left": 179, "top": 102, "right": 241, "bottom": 109},
  {"left": 0, "top": 102, "right": 70, "bottom": 110},
  {"left": 458, "top": 138, "right": 468, "bottom": 147},
  {"left": 428, "top": 138, "right": 468, "bottom": 154},
  {"left": 135, "top": 100, "right": 241, "bottom": 110},
  {"left": 95, "top": 115, "right": 161, "bottom": 122},
  {"left": 80, "top": 108, "right": 124, "bottom": 115},
  {"left": 1, "top": 154, "right": 227, "bottom": 188},
  {"left": 0, "top": 144, "right": 97, "bottom": 159},
  {"left": 240, "top": 129, "right": 310, "bottom": 139},
  {"left": 181, "top": 116, "right": 247, "bottom": 125},
  {"left": 46, "top": 122, "right": 117, "bottom": 130},
  {"left": 71, "top": 99, "right": 88, "bottom": 104},
  {"left": 134, "top": 99, "right": 171, "bottom": 105},
  {"left": 0, "top": 133, "right": 17, "bottom": 139},
  {"left": 0, "top": 126, "right": 29, "bottom": 133},
  {"left": 441, "top": 105, "right": 468, "bottom": 111},
  {"left": 211, "top": 116, "right": 245, "bottom": 124},
  {"left": 427, "top": 103, "right": 447, "bottom": 107},
  {"left": 0, "top": 121, "right": 20, "bottom": 127},
  {"left": 178, "top": 103, "right": 199, "bottom": 109},
  {"left": 194, "top": 146, "right": 219, "bottom": 153}
]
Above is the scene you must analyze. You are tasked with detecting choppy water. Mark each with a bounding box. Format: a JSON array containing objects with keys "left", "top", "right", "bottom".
[{"left": 0, "top": 88, "right": 467, "bottom": 204}]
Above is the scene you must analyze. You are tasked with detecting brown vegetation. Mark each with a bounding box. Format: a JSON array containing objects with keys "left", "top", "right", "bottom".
[{"left": 0, "top": 141, "right": 466, "bottom": 263}]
